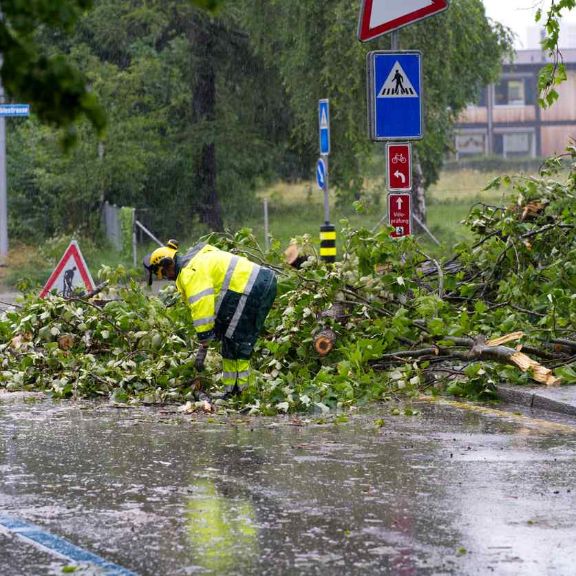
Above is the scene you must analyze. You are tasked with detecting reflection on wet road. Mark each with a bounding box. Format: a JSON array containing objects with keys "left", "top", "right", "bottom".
[{"left": 0, "top": 394, "right": 575, "bottom": 575}]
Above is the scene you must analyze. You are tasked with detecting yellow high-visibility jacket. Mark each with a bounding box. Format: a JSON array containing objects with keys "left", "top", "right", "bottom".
[{"left": 175, "top": 244, "right": 262, "bottom": 342}]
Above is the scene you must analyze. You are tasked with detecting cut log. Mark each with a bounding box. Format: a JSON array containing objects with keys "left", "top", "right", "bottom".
[{"left": 314, "top": 329, "right": 337, "bottom": 356}]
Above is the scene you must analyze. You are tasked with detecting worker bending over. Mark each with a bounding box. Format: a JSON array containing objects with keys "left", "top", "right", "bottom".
[{"left": 144, "top": 240, "right": 277, "bottom": 397}]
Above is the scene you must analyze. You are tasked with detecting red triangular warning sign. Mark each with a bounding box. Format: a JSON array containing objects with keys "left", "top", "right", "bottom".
[
  {"left": 358, "top": 0, "right": 449, "bottom": 42},
  {"left": 39, "top": 240, "right": 95, "bottom": 299}
]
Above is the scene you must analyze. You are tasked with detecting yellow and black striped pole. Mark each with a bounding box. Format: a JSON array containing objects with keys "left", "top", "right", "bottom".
[{"left": 320, "top": 223, "right": 336, "bottom": 263}]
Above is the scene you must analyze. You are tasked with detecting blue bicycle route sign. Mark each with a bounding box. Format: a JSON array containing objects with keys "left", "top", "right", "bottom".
[{"left": 367, "top": 51, "right": 423, "bottom": 141}]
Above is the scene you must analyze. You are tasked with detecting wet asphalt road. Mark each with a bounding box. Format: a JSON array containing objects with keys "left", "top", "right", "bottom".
[{"left": 1, "top": 394, "right": 576, "bottom": 575}]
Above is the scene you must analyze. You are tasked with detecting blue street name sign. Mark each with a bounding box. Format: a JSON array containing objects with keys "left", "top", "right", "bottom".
[
  {"left": 318, "top": 99, "right": 330, "bottom": 155},
  {"left": 316, "top": 157, "right": 327, "bottom": 191},
  {"left": 0, "top": 104, "right": 30, "bottom": 117},
  {"left": 367, "top": 51, "right": 423, "bottom": 141}
]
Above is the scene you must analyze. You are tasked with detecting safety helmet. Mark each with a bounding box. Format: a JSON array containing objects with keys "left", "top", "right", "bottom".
[{"left": 143, "top": 239, "right": 179, "bottom": 285}]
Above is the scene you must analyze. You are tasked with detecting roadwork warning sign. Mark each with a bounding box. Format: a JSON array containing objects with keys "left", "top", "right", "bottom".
[{"left": 40, "top": 240, "right": 95, "bottom": 299}]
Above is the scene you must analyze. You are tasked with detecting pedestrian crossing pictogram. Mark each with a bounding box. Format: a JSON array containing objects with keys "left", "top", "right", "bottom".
[{"left": 378, "top": 62, "right": 418, "bottom": 98}]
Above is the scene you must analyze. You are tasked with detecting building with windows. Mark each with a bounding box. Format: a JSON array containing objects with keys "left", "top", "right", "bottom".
[{"left": 454, "top": 49, "right": 576, "bottom": 159}]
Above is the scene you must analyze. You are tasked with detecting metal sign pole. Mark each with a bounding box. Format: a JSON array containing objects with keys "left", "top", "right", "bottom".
[
  {"left": 263, "top": 198, "right": 270, "bottom": 251},
  {"left": 323, "top": 156, "right": 330, "bottom": 224},
  {"left": 318, "top": 99, "right": 336, "bottom": 263},
  {"left": 0, "top": 62, "right": 6, "bottom": 263}
]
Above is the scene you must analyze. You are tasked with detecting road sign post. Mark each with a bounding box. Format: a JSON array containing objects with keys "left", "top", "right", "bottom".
[
  {"left": 316, "top": 156, "right": 331, "bottom": 224},
  {"left": 358, "top": 0, "right": 449, "bottom": 42},
  {"left": 318, "top": 99, "right": 335, "bottom": 262},
  {"left": 320, "top": 223, "right": 336, "bottom": 263},
  {"left": 367, "top": 50, "right": 423, "bottom": 141},
  {"left": 0, "top": 100, "right": 30, "bottom": 262},
  {"left": 388, "top": 193, "right": 412, "bottom": 239}
]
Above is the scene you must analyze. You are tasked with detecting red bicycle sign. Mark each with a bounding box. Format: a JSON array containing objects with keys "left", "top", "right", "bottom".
[
  {"left": 391, "top": 152, "right": 407, "bottom": 164},
  {"left": 386, "top": 143, "right": 412, "bottom": 192}
]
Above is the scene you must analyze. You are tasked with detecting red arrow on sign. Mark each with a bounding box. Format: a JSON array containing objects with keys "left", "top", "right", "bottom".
[{"left": 358, "top": 0, "right": 449, "bottom": 42}]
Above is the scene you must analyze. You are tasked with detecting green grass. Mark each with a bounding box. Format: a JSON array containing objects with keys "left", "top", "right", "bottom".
[
  {"left": 0, "top": 168, "right": 530, "bottom": 291},
  {"left": 246, "top": 168, "right": 521, "bottom": 250}
]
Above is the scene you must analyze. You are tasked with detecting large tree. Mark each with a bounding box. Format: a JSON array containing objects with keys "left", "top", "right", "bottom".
[
  {"left": 6, "top": 0, "right": 511, "bottom": 242},
  {"left": 0, "top": 0, "right": 105, "bottom": 143},
  {"left": 8, "top": 0, "right": 290, "bottom": 240},
  {"left": 238, "top": 0, "right": 511, "bottom": 222},
  {"left": 0, "top": 0, "right": 226, "bottom": 139}
]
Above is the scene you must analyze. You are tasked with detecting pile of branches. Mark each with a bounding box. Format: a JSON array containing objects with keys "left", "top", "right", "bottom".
[{"left": 2, "top": 153, "right": 576, "bottom": 413}]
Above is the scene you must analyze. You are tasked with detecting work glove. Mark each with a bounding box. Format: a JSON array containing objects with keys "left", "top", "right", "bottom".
[{"left": 194, "top": 345, "right": 208, "bottom": 372}]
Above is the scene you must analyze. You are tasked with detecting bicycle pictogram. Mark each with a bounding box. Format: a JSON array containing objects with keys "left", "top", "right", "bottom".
[{"left": 391, "top": 153, "right": 407, "bottom": 164}]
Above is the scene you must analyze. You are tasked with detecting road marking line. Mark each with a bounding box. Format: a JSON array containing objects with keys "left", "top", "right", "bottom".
[
  {"left": 418, "top": 396, "right": 576, "bottom": 434},
  {"left": 0, "top": 516, "right": 137, "bottom": 575}
]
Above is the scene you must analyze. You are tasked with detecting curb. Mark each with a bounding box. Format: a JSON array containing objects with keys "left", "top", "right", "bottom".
[{"left": 496, "top": 385, "right": 576, "bottom": 418}]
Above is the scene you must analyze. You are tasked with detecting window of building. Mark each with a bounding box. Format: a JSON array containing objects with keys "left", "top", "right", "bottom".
[
  {"left": 495, "top": 76, "right": 535, "bottom": 106},
  {"left": 493, "top": 131, "right": 534, "bottom": 157},
  {"left": 455, "top": 132, "right": 486, "bottom": 157}
]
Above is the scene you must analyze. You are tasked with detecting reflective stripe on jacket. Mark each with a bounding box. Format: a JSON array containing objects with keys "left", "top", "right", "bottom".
[{"left": 175, "top": 244, "right": 261, "bottom": 341}]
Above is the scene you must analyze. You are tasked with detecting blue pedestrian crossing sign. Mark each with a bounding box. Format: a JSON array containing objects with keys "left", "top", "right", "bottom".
[
  {"left": 367, "top": 51, "right": 423, "bottom": 141},
  {"left": 318, "top": 99, "right": 330, "bottom": 155},
  {"left": 316, "top": 157, "right": 327, "bottom": 191}
]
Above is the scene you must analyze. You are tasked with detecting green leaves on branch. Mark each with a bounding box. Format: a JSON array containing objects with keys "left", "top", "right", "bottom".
[
  {"left": 0, "top": 0, "right": 225, "bottom": 139},
  {"left": 537, "top": 0, "right": 576, "bottom": 108},
  {"left": 4, "top": 149, "right": 576, "bottom": 412},
  {"left": 0, "top": 0, "right": 106, "bottom": 141}
]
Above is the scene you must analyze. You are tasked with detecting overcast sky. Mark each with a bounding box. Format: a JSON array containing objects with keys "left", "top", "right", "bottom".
[{"left": 482, "top": 0, "right": 576, "bottom": 47}]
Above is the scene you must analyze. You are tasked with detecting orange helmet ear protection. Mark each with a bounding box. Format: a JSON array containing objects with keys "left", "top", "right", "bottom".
[{"left": 143, "top": 240, "right": 180, "bottom": 285}]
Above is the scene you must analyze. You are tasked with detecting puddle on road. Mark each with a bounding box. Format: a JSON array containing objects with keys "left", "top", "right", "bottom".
[{"left": 0, "top": 395, "right": 575, "bottom": 575}]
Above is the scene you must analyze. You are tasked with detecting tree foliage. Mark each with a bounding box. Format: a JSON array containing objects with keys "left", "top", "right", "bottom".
[
  {"left": 0, "top": 0, "right": 105, "bottom": 141},
  {"left": 238, "top": 0, "right": 511, "bottom": 195},
  {"left": 537, "top": 0, "right": 576, "bottom": 107},
  {"left": 9, "top": 0, "right": 290, "bottom": 240},
  {"left": 0, "top": 0, "right": 226, "bottom": 138},
  {"left": 6, "top": 0, "right": 509, "bottom": 242},
  {"left": 3, "top": 149, "right": 576, "bottom": 413}
]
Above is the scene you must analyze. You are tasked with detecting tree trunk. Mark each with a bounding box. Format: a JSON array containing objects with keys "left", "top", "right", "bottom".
[
  {"left": 412, "top": 151, "right": 426, "bottom": 232},
  {"left": 190, "top": 19, "right": 223, "bottom": 232},
  {"left": 197, "top": 141, "right": 222, "bottom": 231}
]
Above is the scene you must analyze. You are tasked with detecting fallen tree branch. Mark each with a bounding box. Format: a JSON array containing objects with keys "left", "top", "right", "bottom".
[
  {"left": 416, "top": 249, "right": 444, "bottom": 298},
  {"left": 370, "top": 333, "right": 560, "bottom": 386},
  {"left": 0, "top": 299, "right": 21, "bottom": 309},
  {"left": 552, "top": 338, "right": 576, "bottom": 351}
]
